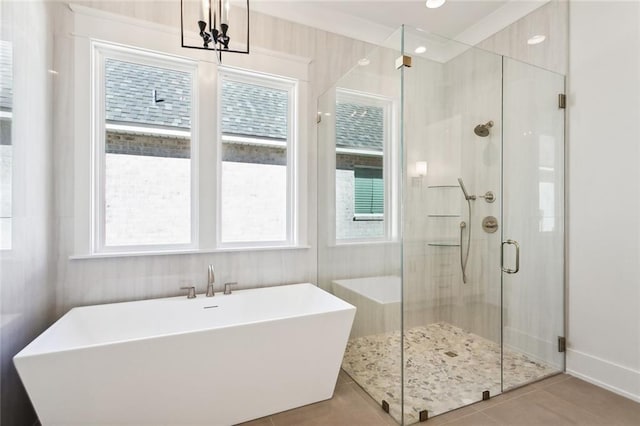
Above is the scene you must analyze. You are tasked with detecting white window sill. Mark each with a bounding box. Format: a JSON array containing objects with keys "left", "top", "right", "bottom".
[
  {"left": 352, "top": 214, "right": 384, "bottom": 222},
  {"left": 70, "top": 245, "right": 311, "bottom": 260}
]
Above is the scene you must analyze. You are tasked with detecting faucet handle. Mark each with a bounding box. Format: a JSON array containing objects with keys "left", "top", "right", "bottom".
[
  {"left": 180, "top": 286, "right": 196, "bottom": 299},
  {"left": 223, "top": 282, "right": 237, "bottom": 295}
]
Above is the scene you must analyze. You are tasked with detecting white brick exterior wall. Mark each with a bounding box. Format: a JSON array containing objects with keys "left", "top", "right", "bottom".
[
  {"left": 102, "top": 154, "right": 381, "bottom": 245},
  {"left": 221, "top": 161, "right": 287, "bottom": 242},
  {"left": 105, "top": 153, "right": 191, "bottom": 246},
  {"left": 104, "top": 154, "right": 290, "bottom": 245}
]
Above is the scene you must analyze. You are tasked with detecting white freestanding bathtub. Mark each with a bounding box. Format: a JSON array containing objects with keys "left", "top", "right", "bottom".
[{"left": 14, "top": 283, "right": 356, "bottom": 426}]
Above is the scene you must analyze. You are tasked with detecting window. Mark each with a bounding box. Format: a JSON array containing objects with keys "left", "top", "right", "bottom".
[
  {"left": 335, "top": 89, "right": 394, "bottom": 241},
  {"left": 93, "top": 43, "right": 197, "bottom": 252},
  {"left": 218, "top": 69, "right": 297, "bottom": 246},
  {"left": 73, "top": 8, "right": 309, "bottom": 257},
  {"left": 0, "top": 40, "right": 12, "bottom": 250}
]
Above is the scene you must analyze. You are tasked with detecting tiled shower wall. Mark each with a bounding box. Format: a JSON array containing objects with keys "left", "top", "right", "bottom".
[
  {"left": 316, "top": 1, "right": 568, "bottom": 344},
  {"left": 403, "top": 0, "right": 567, "bottom": 343},
  {"left": 401, "top": 44, "right": 503, "bottom": 340}
]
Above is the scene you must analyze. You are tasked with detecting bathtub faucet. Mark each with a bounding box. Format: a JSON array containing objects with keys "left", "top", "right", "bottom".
[{"left": 207, "top": 265, "right": 215, "bottom": 297}]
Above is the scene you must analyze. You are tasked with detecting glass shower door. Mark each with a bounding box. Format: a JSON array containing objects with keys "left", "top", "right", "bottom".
[
  {"left": 501, "top": 57, "right": 565, "bottom": 390},
  {"left": 401, "top": 27, "right": 504, "bottom": 424}
]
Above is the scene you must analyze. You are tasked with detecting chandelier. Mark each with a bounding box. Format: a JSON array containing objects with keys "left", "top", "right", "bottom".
[{"left": 180, "top": 0, "right": 250, "bottom": 58}]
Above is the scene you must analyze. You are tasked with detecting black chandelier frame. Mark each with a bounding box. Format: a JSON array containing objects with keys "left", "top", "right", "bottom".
[{"left": 180, "top": 0, "right": 250, "bottom": 59}]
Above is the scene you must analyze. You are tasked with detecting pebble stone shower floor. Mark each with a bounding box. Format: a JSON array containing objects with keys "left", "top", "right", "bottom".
[{"left": 341, "top": 322, "right": 557, "bottom": 424}]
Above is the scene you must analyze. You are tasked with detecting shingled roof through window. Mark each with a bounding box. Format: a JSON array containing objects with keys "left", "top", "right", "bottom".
[
  {"left": 220, "top": 80, "right": 288, "bottom": 140},
  {"left": 105, "top": 59, "right": 191, "bottom": 129},
  {"left": 103, "top": 58, "right": 383, "bottom": 148},
  {"left": 0, "top": 41, "right": 12, "bottom": 112},
  {"left": 335, "top": 102, "right": 383, "bottom": 151}
]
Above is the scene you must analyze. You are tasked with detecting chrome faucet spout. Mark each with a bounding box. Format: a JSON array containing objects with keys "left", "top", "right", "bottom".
[{"left": 206, "top": 265, "right": 215, "bottom": 297}]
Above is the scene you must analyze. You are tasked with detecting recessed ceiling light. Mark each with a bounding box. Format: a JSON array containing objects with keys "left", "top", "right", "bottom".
[
  {"left": 358, "top": 58, "right": 370, "bottom": 66},
  {"left": 414, "top": 46, "right": 427, "bottom": 54},
  {"left": 426, "top": 0, "right": 446, "bottom": 9},
  {"left": 527, "top": 34, "right": 546, "bottom": 45}
]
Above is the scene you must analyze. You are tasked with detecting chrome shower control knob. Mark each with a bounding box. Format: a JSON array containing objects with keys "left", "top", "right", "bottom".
[
  {"left": 479, "top": 191, "right": 496, "bottom": 203},
  {"left": 482, "top": 216, "right": 499, "bottom": 233}
]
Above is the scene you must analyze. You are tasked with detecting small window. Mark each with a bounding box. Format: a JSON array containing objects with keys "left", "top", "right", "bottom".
[
  {"left": 335, "top": 89, "right": 394, "bottom": 241},
  {"left": 218, "top": 69, "right": 296, "bottom": 246},
  {"left": 94, "top": 44, "right": 197, "bottom": 252}
]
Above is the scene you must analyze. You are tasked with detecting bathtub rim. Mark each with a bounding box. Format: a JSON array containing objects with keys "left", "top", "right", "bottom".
[{"left": 14, "top": 282, "right": 356, "bottom": 359}]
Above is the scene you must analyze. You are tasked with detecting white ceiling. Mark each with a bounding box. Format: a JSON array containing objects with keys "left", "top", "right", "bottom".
[
  {"left": 301, "top": 1, "right": 508, "bottom": 38},
  {"left": 251, "top": 0, "right": 550, "bottom": 46}
]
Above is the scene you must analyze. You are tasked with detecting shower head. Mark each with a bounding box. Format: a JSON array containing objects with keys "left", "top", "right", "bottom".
[
  {"left": 474, "top": 120, "right": 494, "bottom": 137},
  {"left": 457, "top": 178, "right": 475, "bottom": 201}
]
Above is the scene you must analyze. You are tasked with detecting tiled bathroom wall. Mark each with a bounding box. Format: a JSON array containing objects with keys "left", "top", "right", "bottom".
[
  {"left": 0, "top": 1, "right": 56, "bottom": 424},
  {"left": 477, "top": 0, "right": 568, "bottom": 75},
  {"left": 52, "top": 1, "right": 377, "bottom": 316}
]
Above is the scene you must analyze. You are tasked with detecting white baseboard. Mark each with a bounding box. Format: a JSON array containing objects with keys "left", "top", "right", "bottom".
[{"left": 567, "top": 348, "right": 640, "bottom": 403}]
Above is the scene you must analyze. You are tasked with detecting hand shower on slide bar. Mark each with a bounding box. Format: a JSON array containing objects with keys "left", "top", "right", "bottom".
[
  {"left": 458, "top": 178, "right": 472, "bottom": 284},
  {"left": 458, "top": 178, "right": 476, "bottom": 201}
]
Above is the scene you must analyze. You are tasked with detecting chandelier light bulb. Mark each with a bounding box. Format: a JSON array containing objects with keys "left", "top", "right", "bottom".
[{"left": 426, "top": 0, "right": 446, "bottom": 9}]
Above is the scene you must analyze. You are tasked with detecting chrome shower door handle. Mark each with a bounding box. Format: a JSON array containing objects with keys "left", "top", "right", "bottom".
[{"left": 501, "top": 239, "right": 520, "bottom": 274}]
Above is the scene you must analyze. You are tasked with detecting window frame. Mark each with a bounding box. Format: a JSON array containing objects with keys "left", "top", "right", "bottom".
[
  {"left": 0, "top": 39, "right": 12, "bottom": 252},
  {"left": 70, "top": 6, "right": 310, "bottom": 258},
  {"left": 334, "top": 88, "right": 398, "bottom": 244},
  {"left": 91, "top": 41, "right": 199, "bottom": 254},
  {"left": 0, "top": 111, "right": 12, "bottom": 252},
  {"left": 216, "top": 67, "right": 298, "bottom": 248}
]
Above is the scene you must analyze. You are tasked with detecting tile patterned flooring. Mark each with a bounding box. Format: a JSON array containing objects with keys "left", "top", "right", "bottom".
[
  {"left": 240, "top": 372, "right": 640, "bottom": 426},
  {"left": 342, "top": 323, "right": 557, "bottom": 423}
]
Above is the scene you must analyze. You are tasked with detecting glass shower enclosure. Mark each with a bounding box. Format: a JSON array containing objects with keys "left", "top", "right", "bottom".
[{"left": 317, "top": 26, "right": 565, "bottom": 425}]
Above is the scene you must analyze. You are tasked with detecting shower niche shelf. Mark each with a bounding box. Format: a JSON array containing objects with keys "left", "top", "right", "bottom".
[
  {"left": 426, "top": 185, "right": 462, "bottom": 248},
  {"left": 427, "top": 241, "right": 460, "bottom": 247}
]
